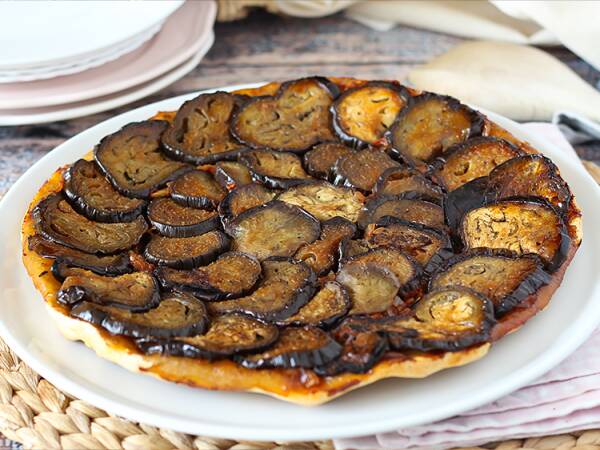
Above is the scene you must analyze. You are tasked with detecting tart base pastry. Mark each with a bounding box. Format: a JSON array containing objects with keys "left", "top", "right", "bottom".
[{"left": 21, "top": 78, "right": 582, "bottom": 405}]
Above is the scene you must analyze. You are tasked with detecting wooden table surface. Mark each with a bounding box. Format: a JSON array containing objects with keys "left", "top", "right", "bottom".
[{"left": 1, "top": 10, "right": 599, "bottom": 198}]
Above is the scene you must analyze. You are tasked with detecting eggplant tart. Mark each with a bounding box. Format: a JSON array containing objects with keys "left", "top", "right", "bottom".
[{"left": 22, "top": 77, "right": 582, "bottom": 406}]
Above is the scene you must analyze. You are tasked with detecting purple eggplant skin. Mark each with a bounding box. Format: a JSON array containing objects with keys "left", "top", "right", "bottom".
[
  {"left": 330, "top": 81, "right": 411, "bottom": 150},
  {"left": 69, "top": 291, "right": 209, "bottom": 339},
  {"left": 443, "top": 176, "right": 489, "bottom": 236},
  {"left": 429, "top": 249, "right": 552, "bottom": 317},
  {"left": 94, "top": 120, "right": 192, "bottom": 199},
  {"left": 63, "top": 159, "right": 146, "bottom": 223},
  {"left": 28, "top": 235, "right": 132, "bottom": 277}
]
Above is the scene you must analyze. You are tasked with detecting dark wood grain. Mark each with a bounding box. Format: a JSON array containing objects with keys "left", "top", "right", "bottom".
[{"left": 0, "top": 11, "right": 598, "bottom": 196}]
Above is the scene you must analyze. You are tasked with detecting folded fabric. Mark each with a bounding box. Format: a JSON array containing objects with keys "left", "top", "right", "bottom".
[{"left": 334, "top": 123, "right": 598, "bottom": 450}]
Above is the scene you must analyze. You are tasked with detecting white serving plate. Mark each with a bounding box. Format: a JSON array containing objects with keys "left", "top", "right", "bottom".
[
  {"left": 0, "top": 0, "right": 216, "bottom": 108},
  {"left": 0, "top": 32, "right": 214, "bottom": 126},
  {"left": 0, "top": 1, "right": 184, "bottom": 71},
  {"left": 0, "top": 84, "right": 598, "bottom": 442}
]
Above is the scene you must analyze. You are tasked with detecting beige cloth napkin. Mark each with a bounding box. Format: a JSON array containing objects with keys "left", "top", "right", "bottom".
[{"left": 274, "top": 0, "right": 600, "bottom": 71}]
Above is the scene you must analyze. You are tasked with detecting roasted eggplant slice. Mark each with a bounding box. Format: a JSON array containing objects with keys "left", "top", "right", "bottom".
[
  {"left": 227, "top": 201, "right": 320, "bottom": 260},
  {"left": 338, "top": 238, "right": 373, "bottom": 263},
  {"left": 64, "top": 159, "right": 145, "bottom": 222},
  {"left": 336, "top": 262, "right": 401, "bottom": 315},
  {"left": 365, "top": 217, "right": 451, "bottom": 266},
  {"left": 486, "top": 154, "right": 571, "bottom": 214},
  {"left": 28, "top": 235, "right": 131, "bottom": 276},
  {"left": 138, "top": 314, "right": 279, "bottom": 359},
  {"left": 70, "top": 291, "right": 208, "bottom": 338},
  {"left": 358, "top": 194, "right": 445, "bottom": 230},
  {"left": 346, "top": 247, "right": 421, "bottom": 298},
  {"left": 331, "top": 82, "right": 409, "bottom": 148},
  {"left": 144, "top": 230, "right": 230, "bottom": 269},
  {"left": 33, "top": 194, "right": 148, "bottom": 254},
  {"left": 294, "top": 217, "right": 357, "bottom": 275},
  {"left": 332, "top": 148, "right": 399, "bottom": 193},
  {"left": 386, "top": 287, "right": 494, "bottom": 351},
  {"left": 315, "top": 317, "right": 387, "bottom": 375},
  {"left": 277, "top": 181, "right": 365, "bottom": 222},
  {"left": 208, "top": 258, "right": 317, "bottom": 321},
  {"left": 161, "top": 92, "right": 247, "bottom": 164},
  {"left": 156, "top": 252, "right": 261, "bottom": 301},
  {"left": 218, "top": 184, "right": 276, "bottom": 226},
  {"left": 374, "top": 166, "right": 443, "bottom": 200},
  {"left": 169, "top": 170, "right": 225, "bottom": 209},
  {"left": 231, "top": 77, "right": 337, "bottom": 152},
  {"left": 432, "top": 137, "right": 522, "bottom": 191},
  {"left": 279, "top": 281, "right": 350, "bottom": 328},
  {"left": 239, "top": 149, "right": 310, "bottom": 189},
  {"left": 235, "top": 326, "right": 342, "bottom": 369},
  {"left": 94, "top": 120, "right": 190, "bottom": 198},
  {"left": 57, "top": 270, "right": 160, "bottom": 312},
  {"left": 304, "top": 142, "right": 354, "bottom": 179},
  {"left": 460, "top": 199, "right": 570, "bottom": 271},
  {"left": 430, "top": 250, "right": 551, "bottom": 316},
  {"left": 147, "top": 198, "right": 220, "bottom": 238},
  {"left": 389, "top": 93, "right": 484, "bottom": 165},
  {"left": 214, "top": 161, "right": 253, "bottom": 189}
]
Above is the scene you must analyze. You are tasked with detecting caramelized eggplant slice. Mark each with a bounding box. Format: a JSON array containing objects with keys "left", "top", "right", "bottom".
[
  {"left": 389, "top": 93, "right": 484, "bottom": 165},
  {"left": 70, "top": 291, "right": 208, "bottom": 338},
  {"left": 294, "top": 217, "right": 357, "bottom": 275},
  {"left": 432, "top": 137, "right": 522, "bottom": 191},
  {"left": 332, "top": 148, "right": 399, "bottom": 193},
  {"left": 365, "top": 217, "right": 451, "bottom": 266},
  {"left": 156, "top": 252, "right": 261, "bottom": 301},
  {"left": 144, "top": 230, "right": 230, "bottom": 269},
  {"left": 28, "top": 235, "right": 131, "bottom": 276},
  {"left": 336, "top": 262, "right": 400, "bottom": 315},
  {"left": 239, "top": 149, "right": 310, "bottom": 189},
  {"left": 460, "top": 199, "right": 569, "bottom": 271},
  {"left": 57, "top": 270, "right": 160, "bottom": 311},
  {"left": 358, "top": 194, "right": 445, "bottom": 230},
  {"left": 279, "top": 281, "right": 350, "bottom": 328},
  {"left": 430, "top": 250, "right": 551, "bottom": 316},
  {"left": 161, "top": 92, "right": 247, "bottom": 164},
  {"left": 148, "top": 198, "right": 220, "bottom": 238},
  {"left": 214, "top": 161, "right": 253, "bottom": 189},
  {"left": 64, "top": 159, "right": 145, "bottom": 223},
  {"left": 331, "top": 82, "right": 409, "bottom": 148},
  {"left": 304, "top": 142, "right": 354, "bottom": 179},
  {"left": 346, "top": 247, "right": 420, "bottom": 297},
  {"left": 208, "top": 258, "right": 316, "bottom": 321},
  {"left": 218, "top": 184, "right": 276, "bottom": 226},
  {"left": 169, "top": 170, "right": 225, "bottom": 209},
  {"left": 33, "top": 194, "right": 147, "bottom": 254},
  {"left": 338, "top": 238, "right": 373, "bottom": 263},
  {"left": 277, "top": 181, "right": 364, "bottom": 222},
  {"left": 235, "top": 326, "right": 342, "bottom": 369},
  {"left": 385, "top": 287, "right": 494, "bottom": 352},
  {"left": 375, "top": 166, "right": 443, "bottom": 200},
  {"left": 231, "top": 77, "right": 337, "bottom": 152},
  {"left": 486, "top": 154, "right": 571, "bottom": 214},
  {"left": 94, "top": 120, "right": 190, "bottom": 198},
  {"left": 138, "top": 314, "right": 279, "bottom": 359},
  {"left": 228, "top": 201, "right": 320, "bottom": 260},
  {"left": 315, "top": 317, "right": 387, "bottom": 375}
]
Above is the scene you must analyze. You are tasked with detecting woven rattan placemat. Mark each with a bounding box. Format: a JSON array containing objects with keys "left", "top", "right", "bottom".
[{"left": 1, "top": 163, "right": 598, "bottom": 450}]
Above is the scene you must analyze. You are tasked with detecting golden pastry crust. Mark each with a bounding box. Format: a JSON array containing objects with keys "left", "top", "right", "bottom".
[{"left": 21, "top": 78, "right": 582, "bottom": 405}]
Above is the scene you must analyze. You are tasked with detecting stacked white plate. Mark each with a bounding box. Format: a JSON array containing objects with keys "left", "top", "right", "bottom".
[{"left": 0, "top": 0, "right": 216, "bottom": 125}]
